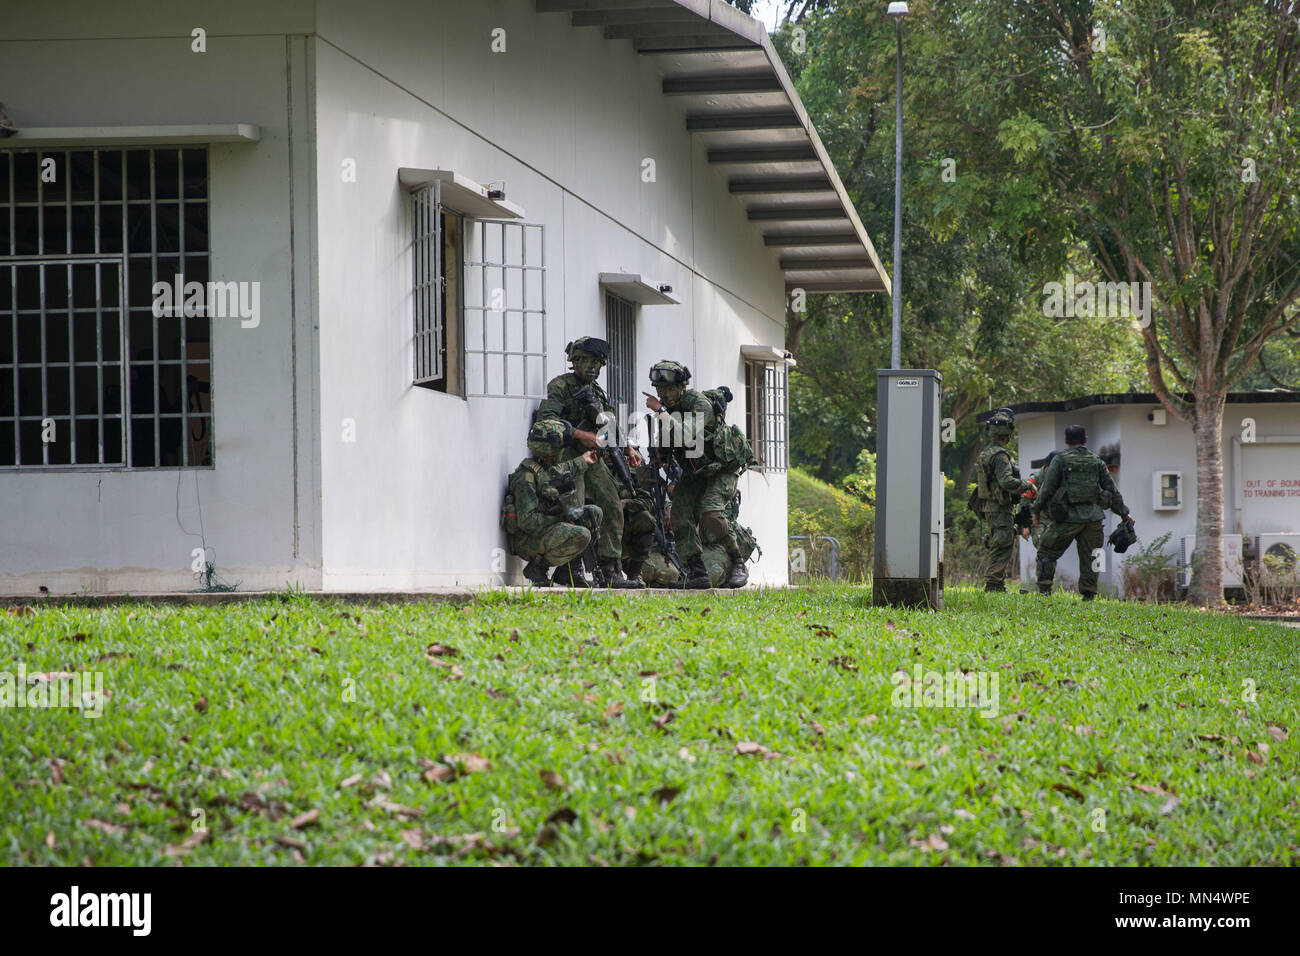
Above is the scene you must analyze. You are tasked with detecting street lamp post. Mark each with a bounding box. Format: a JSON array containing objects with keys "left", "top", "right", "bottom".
[{"left": 887, "top": 2, "right": 908, "bottom": 369}]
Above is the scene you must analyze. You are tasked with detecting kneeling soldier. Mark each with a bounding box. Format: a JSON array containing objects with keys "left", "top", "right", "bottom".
[{"left": 501, "top": 419, "right": 602, "bottom": 587}]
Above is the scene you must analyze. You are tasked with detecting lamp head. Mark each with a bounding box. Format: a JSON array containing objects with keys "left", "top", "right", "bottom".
[{"left": 886, "top": 2, "right": 909, "bottom": 15}]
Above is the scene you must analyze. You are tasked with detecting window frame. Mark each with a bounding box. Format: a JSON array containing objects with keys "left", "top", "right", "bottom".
[
  {"left": 0, "top": 146, "right": 213, "bottom": 471},
  {"left": 604, "top": 289, "right": 636, "bottom": 415},
  {"left": 744, "top": 355, "right": 789, "bottom": 474}
]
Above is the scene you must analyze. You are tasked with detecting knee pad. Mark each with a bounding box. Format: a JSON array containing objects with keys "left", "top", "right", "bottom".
[{"left": 700, "top": 509, "right": 729, "bottom": 542}]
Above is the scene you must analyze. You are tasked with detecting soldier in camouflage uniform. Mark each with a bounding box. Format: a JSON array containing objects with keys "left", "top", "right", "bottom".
[
  {"left": 643, "top": 360, "right": 747, "bottom": 589},
  {"left": 534, "top": 336, "right": 644, "bottom": 588},
  {"left": 1021, "top": 451, "right": 1056, "bottom": 550},
  {"left": 501, "top": 419, "right": 602, "bottom": 587},
  {"left": 1031, "top": 424, "right": 1134, "bottom": 601},
  {"left": 975, "top": 407, "right": 1032, "bottom": 592}
]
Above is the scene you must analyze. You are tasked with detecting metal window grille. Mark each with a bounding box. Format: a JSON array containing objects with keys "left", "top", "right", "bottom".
[
  {"left": 0, "top": 147, "right": 212, "bottom": 468},
  {"left": 745, "top": 358, "right": 788, "bottom": 473},
  {"left": 604, "top": 290, "right": 636, "bottom": 413},
  {"left": 463, "top": 218, "right": 546, "bottom": 399},
  {"left": 411, "top": 182, "right": 444, "bottom": 386}
]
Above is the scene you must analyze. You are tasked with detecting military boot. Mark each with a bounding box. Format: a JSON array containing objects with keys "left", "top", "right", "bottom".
[
  {"left": 984, "top": 582, "right": 1006, "bottom": 593},
  {"left": 522, "top": 560, "right": 551, "bottom": 587},
  {"left": 621, "top": 559, "right": 648, "bottom": 590},
  {"left": 599, "top": 558, "right": 640, "bottom": 590},
  {"left": 684, "top": 555, "right": 711, "bottom": 590},
  {"left": 723, "top": 550, "right": 749, "bottom": 589},
  {"left": 552, "top": 560, "right": 590, "bottom": 588},
  {"left": 1081, "top": 592, "right": 1095, "bottom": 602},
  {"left": 1037, "top": 582, "right": 1052, "bottom": 596}
]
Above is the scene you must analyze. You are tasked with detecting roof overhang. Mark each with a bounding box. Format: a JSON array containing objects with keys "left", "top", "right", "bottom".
[
  {"left": 976, "top": 391, "right": 1300, "bottom": 423},
  {"left": 398, "top": 167, "right": 527, "bottom": 219},
  {"left": 1, "top": 124, "right": 261, "bottom": 147},
  {"left": 538, "top": 0, "right": 889, "bottom": 297},
  {"left": 599, "top": 272, "right": 681, "bottom": 304}
]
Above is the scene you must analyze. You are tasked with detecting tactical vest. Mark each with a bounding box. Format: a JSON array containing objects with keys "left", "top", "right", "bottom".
[
  {"left": 977, "top": 446, "right": 1012, "bottom": 505},
  {"left": 1063, "top": 451, "right": 1101, "bottom": 506},
  {"left": 711, "top": 422, "right": 756, "bottom": 473}
]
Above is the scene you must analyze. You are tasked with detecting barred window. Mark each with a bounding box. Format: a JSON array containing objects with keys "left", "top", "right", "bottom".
[
  {"left": 462, "top": 218, "right": 546, "bottom": 399},
  {"left": 604, "top": 290, "right": 635, "bottom": 414},
  {"left": 744, "top": 355, "right": 788, "bottom": 473},
  {"left": 0, "top": 148, "right": 212, "bottom": 468},
  {"left": 411, "top": 183, "right": 462, "bottom": 394}
]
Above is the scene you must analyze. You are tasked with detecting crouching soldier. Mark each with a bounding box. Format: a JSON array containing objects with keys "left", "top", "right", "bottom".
[
  {"left": 643, "top": 361, "right": 750, "bottom": 589},
  {"left": 501, "top": 419, "right": 602, "bottom": 587}
]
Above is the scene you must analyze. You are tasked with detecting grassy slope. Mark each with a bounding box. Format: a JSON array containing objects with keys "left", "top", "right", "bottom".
[{"left": 3, "top": 586, "right": 1296, "bottom": 866}]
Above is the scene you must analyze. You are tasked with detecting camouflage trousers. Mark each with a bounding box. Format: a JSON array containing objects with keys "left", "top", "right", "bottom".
[
  {"left": 671, "top": 469, "right": 739, "bottom": 562},
  {"left": 622, "top": 493, "right": 656, "bottom": 565},
  {"left": 982, "top": 508, "right": 1017, "bottom": 589},
  {"left": 1036, "top": 520, "right": 1104, "bottom": 595},
  {"left": 565, "top": 451, "right": 623, "bottom": 562},
  {"left": 509, "top": 519, "right": 593, "bottom": 568}
]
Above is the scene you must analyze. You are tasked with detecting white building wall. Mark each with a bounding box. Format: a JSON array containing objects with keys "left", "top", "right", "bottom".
[
  {"left": 0, "top": 2, "right": 322, "bottom": 594},
  {"left": 1019, "top": 401, "right": 1300, "bottom": 595},
  {"left": 312, "top": 0, "right": 790, "bottom": 588}
]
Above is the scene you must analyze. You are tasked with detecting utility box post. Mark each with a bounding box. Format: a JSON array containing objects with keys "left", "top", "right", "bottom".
[{"left": 874, "top": 369, "right": 944, "bottom": 609}]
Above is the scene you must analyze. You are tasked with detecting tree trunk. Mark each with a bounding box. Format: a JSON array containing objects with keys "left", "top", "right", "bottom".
[{"left": 1189, "top": 394, "right": 1226, "bottom": 606}]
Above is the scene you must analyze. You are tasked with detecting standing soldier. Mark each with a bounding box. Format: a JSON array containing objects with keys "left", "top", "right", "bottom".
[
  {"left": 643, "top": 360, "right": 748, "bottom": 589},
  {"left": 975, "top": 407, "right": 1032, "bottom": 592},
  {"left": 501, "top": 419, "right": 602, "bottom": 587},
  {"left": 534, "top": 337, "right": 644, "bottom": 588},
  {"left": 1030, "top": 424, "right": 1135, "bottom": 601}
]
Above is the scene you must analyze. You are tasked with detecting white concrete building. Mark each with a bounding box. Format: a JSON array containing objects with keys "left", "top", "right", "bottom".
[
  {"left": 0, "top": 0, "right": 887, "bottom": 594},
  {"left": 989, "top": 392, "right": 1300, "bottom": 595}
]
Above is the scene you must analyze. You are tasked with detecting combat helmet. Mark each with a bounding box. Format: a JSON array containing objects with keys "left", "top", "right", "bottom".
[
  {"left": 649, "top": 360, "right": 691, "bottom": 385},
  {"left": 527, "top": 418, "right": 571, "bottom": 459},
  {"left": 987, "top": 406, "right": 1015, "bottom": 439},
  {"left": 565, "top": 337, "right": 610, "bottom": 361}
]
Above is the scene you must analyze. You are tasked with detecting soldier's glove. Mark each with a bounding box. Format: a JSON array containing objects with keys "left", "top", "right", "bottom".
[
  {"left": 563, "top": 506, "right": 585, "bottom": 524},
  {"left": 1021, "top": 477, "right": 1037, "bottom": 500},
  {"left": 579, "top": 504, "right": 602, "bottom": 530},
  {"left": 1014, "top": 503, "right": 1033, "bottom": 530},
  {"left": 551, "top": 471, "right": 576, "bottom": 495}
]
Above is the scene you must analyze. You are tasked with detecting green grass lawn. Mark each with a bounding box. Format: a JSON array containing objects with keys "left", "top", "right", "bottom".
[{"left": 3, "top": 586, "right": 1296, "bottom": 866}]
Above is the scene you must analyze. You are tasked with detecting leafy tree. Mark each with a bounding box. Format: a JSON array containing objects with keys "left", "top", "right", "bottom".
[{"left": 923, "top": 0, "right": 1300, "bottom": 604}]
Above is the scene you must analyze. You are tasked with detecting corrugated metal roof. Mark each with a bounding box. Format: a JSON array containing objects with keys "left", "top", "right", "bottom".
[
  {"left": 537, "top": 0, "right": 889, "bottom": 296},
  {"left": 976, "top": 391, "right": 1300, "bottom": 422}
]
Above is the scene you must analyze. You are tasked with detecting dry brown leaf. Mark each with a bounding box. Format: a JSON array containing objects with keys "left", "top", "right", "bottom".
[
  {"left": 605, "top": 701, "right": 625, "bottom": 718},
  {"left": 1051, "top": 783, "right": 1085, "bottom": 802},
  {"left": 194, "top": 696, "right": 209, "bottom": 714},
  {"left": 539, "top": 769, "right": 565, "bottom": 791},
  {"left": 443, "top": 753, "right": 491, "bottom": 774},
  {"left": 1133, "top": 783, "right": 1166, "bottom": 795},
  {"left": 735, "top": 741, "right": 766, "bottom": 755},
  {"left": 1245, "top": 750, "right": 1265, "bottom": 765},
  {"left": 273, "top": 834, "right": 306, "bottom": 850},
  {"left": 339, "top": 773, "right": 363, "bottom": 788},
  {"left": 423, "top": 766, "right": 454, "bottom": 783},
  {"left": 426, "top": 643, "right": 458, "bottom": 657},
  {"left": 290, "top": 809, "right": 320, "bottom": 830},
  {"left": 86, "top": 818, "right": 121, "bottom": 834},
  {"left": 652, "top": 787, "right": 680, "bottom": 804},
  {"left": 1267, "top": 725, "right": 1288, "bottom": 742},
  {"left": 400, "top": 828, "right": 425, "bottom": 850}
]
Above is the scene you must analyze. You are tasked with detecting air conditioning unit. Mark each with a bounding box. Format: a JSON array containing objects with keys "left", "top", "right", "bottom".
[
  {"left": 1179, "top": 535, "right": 1244, "bottom": 588},
  {"left": 1255, "top": 534, "right": 1300, "bottom": 588}
]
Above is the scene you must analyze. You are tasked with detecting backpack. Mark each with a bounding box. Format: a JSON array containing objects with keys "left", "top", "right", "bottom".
[
  {"left": 1063, "top": 454, "right": 1100, "bottom": 505},
  {"left": 712, "top": 422, "right": 756, "bottom": 473},
  {"left": 500, "top": 460, "right": 543, "bottom": 538},
  {"left": 733, "top": 521, "right": 762, "bottom": 563}
]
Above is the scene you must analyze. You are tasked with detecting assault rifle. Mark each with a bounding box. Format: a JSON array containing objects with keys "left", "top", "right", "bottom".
[
  {"left": 573, "top": 384, "right": 638, "bottom": 498},
  {"left": 647, "top": 446, "right": 686, "bottom": 588}
]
